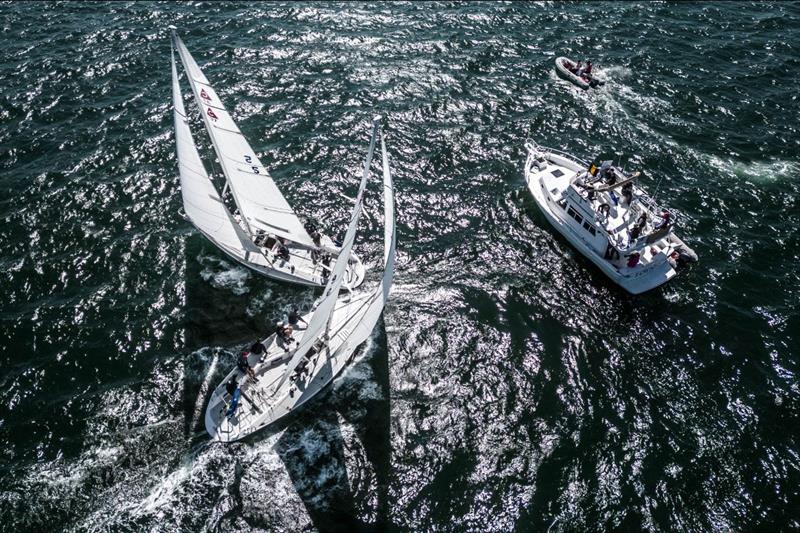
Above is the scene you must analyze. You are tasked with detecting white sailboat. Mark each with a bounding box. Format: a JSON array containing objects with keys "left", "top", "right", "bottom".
[
  {"left": 204, "top": 116, "right": 396, "bottom": 442},
  {"left": 170, "top": 29, "right": 365, "bottom": 288}
]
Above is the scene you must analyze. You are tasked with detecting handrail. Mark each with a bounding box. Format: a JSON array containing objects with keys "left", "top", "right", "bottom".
[
  {"left": 632, "top": 188, "right": 679, "bottom": 227},
  {"left": 524, "top": 141, "right": 590, "bottom": 167}
]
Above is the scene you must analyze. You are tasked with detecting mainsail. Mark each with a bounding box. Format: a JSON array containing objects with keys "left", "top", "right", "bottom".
[
  {"left": 171, "top": 30, "right": 316, "bottom": 248},
  {"left": 273, "top": 118, "right": 381, "bottom": 391},
  {"left": 172, "top": 47, "right": 264, "bottom": 263}
]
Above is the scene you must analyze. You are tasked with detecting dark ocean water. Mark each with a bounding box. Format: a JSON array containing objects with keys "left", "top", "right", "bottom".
[{"left": 1, "top": 1, "right": 799, "bottom": 531}]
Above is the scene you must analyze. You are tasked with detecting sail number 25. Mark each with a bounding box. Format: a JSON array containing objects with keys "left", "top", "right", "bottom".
[{"left": 244, "top": 155, "right": 259, "bottom": 174}]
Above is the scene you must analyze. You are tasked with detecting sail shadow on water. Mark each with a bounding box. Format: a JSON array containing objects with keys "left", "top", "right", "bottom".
[{"left": 274, "top": 323, "right": 392, "bottom": 532}]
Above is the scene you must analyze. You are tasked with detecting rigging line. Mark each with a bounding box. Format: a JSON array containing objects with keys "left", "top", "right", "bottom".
[{"left": 652, "top": 172, "right": 667, "bottom": 202}]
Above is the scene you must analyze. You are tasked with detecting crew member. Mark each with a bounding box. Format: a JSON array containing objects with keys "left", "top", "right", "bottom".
[
  {"left": 654, "top": 209, "right": 671, "bottom": 230},
  {"left": 237, "top": 351, "right": 257, "bottom": 381},
  {"left": 288, "top": 308, "right": 307, "bottom": 328}
]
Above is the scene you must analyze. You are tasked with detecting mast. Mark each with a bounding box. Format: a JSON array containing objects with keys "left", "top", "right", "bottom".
[{"left": 272, "top": 117, "right": 381, "bottom": 392}]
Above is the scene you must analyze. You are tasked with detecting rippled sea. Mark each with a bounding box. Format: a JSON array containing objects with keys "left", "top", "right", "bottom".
[{"left": 2, "top": 1, "right": 799, "bottom": 531}]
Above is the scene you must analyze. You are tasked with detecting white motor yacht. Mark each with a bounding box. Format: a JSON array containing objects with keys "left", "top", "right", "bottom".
[{"left": 524, "top": 141, "right": 697, "bottom": 294}]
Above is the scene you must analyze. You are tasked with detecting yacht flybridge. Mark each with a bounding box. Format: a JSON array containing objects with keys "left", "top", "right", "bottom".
[
  {"left": 205, "top": 117, "right": 396, "bottom": 442},
  {"left": 524, "top": 142, "right": 697, "bottom": 294},
  {"left": 170, "top": 29, "right": 365, "bottom": 288}
]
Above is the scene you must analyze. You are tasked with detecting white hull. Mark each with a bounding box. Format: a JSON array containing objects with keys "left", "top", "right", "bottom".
[
  {"left": 524, "top": 144, "right": 685, "bottom": 294},
  {"left": 204, "top": 287, "right": 380, "bottom": 442},
  {"left": 555, "top": 56, "right": 591, "bottom": 89}
]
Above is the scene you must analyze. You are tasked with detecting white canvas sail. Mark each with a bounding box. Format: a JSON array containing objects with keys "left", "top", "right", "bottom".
[
  {"left": 172, "top": 48, "right": 264, "bottom": 262},
  {"left": 171, "top": 30, "right": 316, "bottom": 248},
  {"left": 338, "top": 127, "right": 397, "bottom": 348},
  {"left": 273, "top": 119, "right": 381, "bottom": 391}
]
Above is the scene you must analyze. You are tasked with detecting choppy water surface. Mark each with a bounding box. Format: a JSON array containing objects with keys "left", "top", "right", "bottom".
[{"left": 1, "top": 2, "right": 799, "bottom": 531}]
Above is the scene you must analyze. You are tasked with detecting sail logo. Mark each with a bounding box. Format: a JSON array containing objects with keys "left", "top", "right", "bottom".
[
  {"left": 207, "top": 107, "right": 218, "bottom": 121},
  {"left": 200, "top": 88, "right": 211, "bottom": 101}
]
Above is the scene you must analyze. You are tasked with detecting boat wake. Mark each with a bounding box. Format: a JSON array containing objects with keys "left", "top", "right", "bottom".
[
  {"left": 704, "top": 154, "right": 798, "bottom": 183},
  {"left": 595, "top": 65, "right": 632, "bottom": 79},
  {"left": 197, "top": 253, "right": 252, "bottom": 295}
]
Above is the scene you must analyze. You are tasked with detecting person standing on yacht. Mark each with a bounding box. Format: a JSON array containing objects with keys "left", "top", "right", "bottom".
[
  {"left": 654, "top": 210, "right": 671, "bottom": 230},
  {"left": 237, "top": 351, "right": 257, "bottom": 381},
  {"left": 288, "top": 308, "right": 307, "bottom": 329}
]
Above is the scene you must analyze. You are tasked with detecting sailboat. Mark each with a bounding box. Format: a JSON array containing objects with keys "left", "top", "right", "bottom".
[
  {"left": 170, "top": 28, "right": 365, "bottom": 288},
  {"left": 204, "top": 116, "right": 396, "bottom": 442}
]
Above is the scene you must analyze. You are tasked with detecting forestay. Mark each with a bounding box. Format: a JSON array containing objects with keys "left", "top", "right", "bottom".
[
  {"left": 273, "top": 119, "right": 381, "bottom": 391},
  {"left": 172, "top": 48, "right": 264, "bottom": 262},
  {"left": 171, "top": 30, "right": 316, "bottom": 248}
]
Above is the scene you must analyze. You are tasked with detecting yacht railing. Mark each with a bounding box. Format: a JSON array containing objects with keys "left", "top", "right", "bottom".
[
  {"left": 524, "top": 140, "right": 681, "bottom": 238},
  {"left": 632, "top": 184, "right": 679, "bottom": 228},
  {"left": 524, "top": 140, "right": 590, "bottom": 167}
]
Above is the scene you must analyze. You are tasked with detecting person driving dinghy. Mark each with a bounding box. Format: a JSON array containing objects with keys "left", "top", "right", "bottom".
[{"left": 578, "top": 60, "right": 601, "bottom": 87}]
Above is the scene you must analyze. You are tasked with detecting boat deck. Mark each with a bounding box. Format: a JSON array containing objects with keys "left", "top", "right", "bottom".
[
  {"left": 526, "top": 144, "right": 679, "bottom": 293},
  {"left": 232, "top": 216, "right": 364, "bottom": 288},
  {"left": 205, "top": 289, "right": 377, "bottom": 441}
]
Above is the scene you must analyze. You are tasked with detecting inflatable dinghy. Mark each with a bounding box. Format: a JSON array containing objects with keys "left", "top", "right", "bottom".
[{"left": 555, "top": 56, "right": 604, "bottom": 89}]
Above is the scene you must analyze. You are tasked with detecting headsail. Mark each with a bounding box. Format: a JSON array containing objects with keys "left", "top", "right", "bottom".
[
  {"left": 379, "top": 127, "right": 396, "bottom": 298},
  {"left": 338, "top": 124, "right": 397, "bottom": 349},
  {"left": 171, "top": 30, "right": 316, "bottom": 248},
  {"left": 172, "top": 47, "right": 264, "bottom": 262},
  {"left": 273, "top": 118, "right": 381, "bottom": 391}
]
